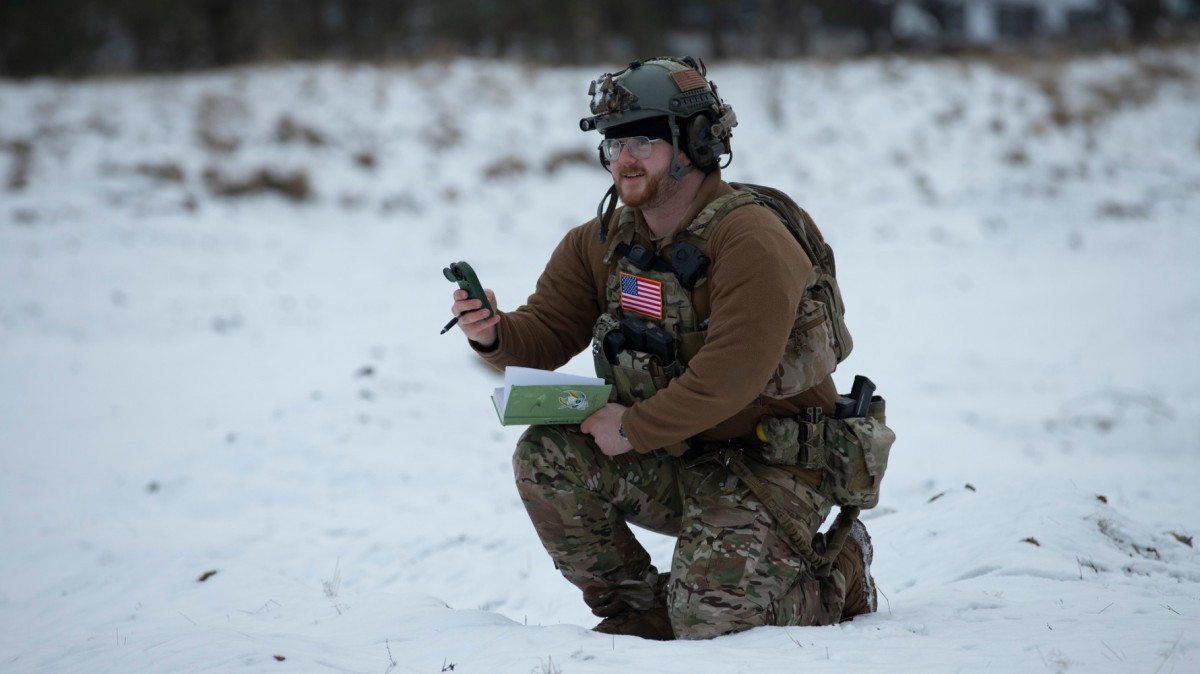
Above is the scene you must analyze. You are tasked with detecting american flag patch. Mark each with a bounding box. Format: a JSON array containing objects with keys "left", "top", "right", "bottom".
[
  {"left": 620, "top": 272, "right": 663, "bottom": 319},
  {"left": 671, "top": 70, "right": 707, "bottom": 92}
]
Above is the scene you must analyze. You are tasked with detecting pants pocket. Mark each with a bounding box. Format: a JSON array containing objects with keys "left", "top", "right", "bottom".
[{"left": 670, "top": 462, "right": 825, "bottom": 638}]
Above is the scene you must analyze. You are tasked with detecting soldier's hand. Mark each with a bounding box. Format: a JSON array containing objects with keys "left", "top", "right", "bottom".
[
  {"left": 581, "top": 403, "right": 634, "bottom": 457},
  {"left": 450, "top": 288, "right": 500, "bottom": 347}
]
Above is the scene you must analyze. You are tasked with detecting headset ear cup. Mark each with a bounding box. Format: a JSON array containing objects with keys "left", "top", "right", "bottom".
[{"left": 685, "top": 114, "right": 716, "bottom": 170}]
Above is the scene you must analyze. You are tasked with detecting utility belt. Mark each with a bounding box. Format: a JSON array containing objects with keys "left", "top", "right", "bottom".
[
  {"left": 755, "top": 376, "right": 894, "bottom": 510},
  {"left": 682, "top": 376, "right": 895, "bottom": 511},
  {"left": 680, "top": 376, "right": 895, "bottom": 579}
]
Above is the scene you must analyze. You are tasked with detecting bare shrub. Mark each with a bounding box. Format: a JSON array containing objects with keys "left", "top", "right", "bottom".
[
  {"left": 543, "top": 148, "right": 593, "bottom": 174},
  {"left": 1002, "top": 146, "right": 1030, "bottom": 166},
  {"left": 1029, "top": 51, "right": 1195, "bottom": 129},
  {"left": 275, "top": 114, "right": 326, "bottom": 146},
  {"left": 483, "top": 156, "right": 527, "bottom": 180},
  {"left": 934, "top": 101, "right": 965, "bottom": 126},
  {"left": 196, "top": 93, "right": 246, "bottom": 154},
  {"left": 5, "top": 139, "right": 33, "bottom": 190},
  {"left": 1081, "top": 70, "right": 1166, "bottom": 122},
  {"left": 1096, "top": 201, "right": 1148, "bottom": 219},
  {"left": 353, "top": 150, "right": 377, "bottom": 170},
  {"left": 1034, "top": 74, "right": 1074, "bottom": 128},
  {"left": 912, "top": 171, "right": 937, "bottom": 202},
  {"left": 203, "top": 166, "right": 311, "bottom": 201},
  {"left": 1136, "top": 58, "right": 1192, "bottom": 85},
  {"left": 380, "top": 192, "right": 421, "bottom": 216},
  {"left": 136, "top": 162, "right": 185, "bottom": 183},
  {"left": 426, "top": 117, "right": 462, "bottom": 151},
  {"left": 86, "top": 113, "right": 118, "bottom": 138}
]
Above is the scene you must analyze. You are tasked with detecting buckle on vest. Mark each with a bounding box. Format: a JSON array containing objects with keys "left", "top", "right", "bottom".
[
  {"left": 626, "top": 243, "right": 656, "bottom": 271},
  {"left": 670, "top": 240, "right": 709, "bottom": 290}
]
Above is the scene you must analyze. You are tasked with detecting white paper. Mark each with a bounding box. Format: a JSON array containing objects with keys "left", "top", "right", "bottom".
[{"left": 493, "top": 366, "right": 605, "bottom": 414}]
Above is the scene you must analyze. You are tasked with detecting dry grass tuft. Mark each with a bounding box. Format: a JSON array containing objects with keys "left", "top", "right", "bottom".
[
  {"left": 136, "top": 162, "right": 185, "bottom": 183},
  {"left": 203, "top": 166, "right": 311, "bottom": 201},
  {"left": 483, "top": 156, "right": 528, "bottom": 180},
  {"left": 1002, "top": 146, "right": 1030, "bottom": 166},
  {"left": 196, "top": 93, "right": 246, "bottom": 153},
  {"left": 5, "top": 139, "right": 33, "bottom": 190},
  {"left": 275, "top": 114, "right": 326, "bottom": 146},
  {"left": 425, "top": 117, "right": 462, "bottom": 151},
  {"left": 1096, "top": 200, "right": 1149, "bottom": 219},
  {"left": 353, "top": 150, "right": 377, "bottom": 170},
  {"left": 543, "top": 148, "right": 593, "bottom": 174},
  {"left": 1029, "top": 50, "right": 1196, "bottom": 128}
]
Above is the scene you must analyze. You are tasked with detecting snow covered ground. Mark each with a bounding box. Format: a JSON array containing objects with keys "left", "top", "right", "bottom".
[{"left": 2, "top": 48, "right": 1199, "bottom": 673}]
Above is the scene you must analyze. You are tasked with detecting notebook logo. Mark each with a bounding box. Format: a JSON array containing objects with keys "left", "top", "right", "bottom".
[{"left": 558, "top": 390, "right": 590, "bottom": 411}]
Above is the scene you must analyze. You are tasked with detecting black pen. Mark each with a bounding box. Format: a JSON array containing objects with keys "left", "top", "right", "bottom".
[{"left": 439, "top": 314, "right": 460, "bottom": 335}]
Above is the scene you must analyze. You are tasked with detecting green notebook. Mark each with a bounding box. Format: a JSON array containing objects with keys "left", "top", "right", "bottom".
[{"left": 492, "top": 366, "right": 613, "bottom": 426}]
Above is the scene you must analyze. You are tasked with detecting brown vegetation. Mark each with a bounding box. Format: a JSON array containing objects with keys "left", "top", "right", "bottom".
[{"left": 203, "top": 166, "right": 312, "bottom": 201}]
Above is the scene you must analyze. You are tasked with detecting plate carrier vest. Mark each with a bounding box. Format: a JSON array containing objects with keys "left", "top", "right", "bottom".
[{"left": 589, "top": 183, "right": 896, "bottom": 577}]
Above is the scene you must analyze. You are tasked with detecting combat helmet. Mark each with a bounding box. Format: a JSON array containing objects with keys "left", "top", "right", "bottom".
[{"left": 580, "top": 56, "right": 738, "bottom": 179}]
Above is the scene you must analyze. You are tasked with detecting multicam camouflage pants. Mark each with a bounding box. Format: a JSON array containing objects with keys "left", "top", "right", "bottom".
[{"left": 513, "top": 424, "right": 858, "bottom": 640}]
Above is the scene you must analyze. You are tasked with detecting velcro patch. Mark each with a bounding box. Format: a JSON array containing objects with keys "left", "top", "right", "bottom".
[
  {"left": 620, "top": 272, "right": 663, "bottom": 319},
  {"left": 671, "top": 70, "right": 707, "bottom": 92}
]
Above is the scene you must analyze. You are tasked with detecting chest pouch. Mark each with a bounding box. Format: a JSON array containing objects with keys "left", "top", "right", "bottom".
[
  {"left": 761, "top": 297, "right": 839, "bottom": 400},
  {"left": 592, "top": 313, "right": 684, "bottom": 406},
  {"left": 669, "top": 240, "right": 710, "bottom": 291}
]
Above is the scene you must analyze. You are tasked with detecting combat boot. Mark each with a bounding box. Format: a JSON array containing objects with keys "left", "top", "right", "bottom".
[
  {"left": 838, "top": 519, "right": 878, "bottom": 621},
  {"left": 592, "top": 603, "right": 675, "bottom": 640}
]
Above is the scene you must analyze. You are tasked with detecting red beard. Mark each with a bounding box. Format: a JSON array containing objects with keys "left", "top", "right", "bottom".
[{"left": 616, "top": 164, "right": 677, "bottom": 209}]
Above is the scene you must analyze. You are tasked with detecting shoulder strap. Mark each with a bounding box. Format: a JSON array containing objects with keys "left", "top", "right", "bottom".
[
  {"left": 602, "top": 206, "right": 639, "bottom": 264},
  {"left": 685, "top": 190, "right": 758, "bottom": 240},
  {"left": 727, "top": 182, "right": 830, "bottom": 276}
]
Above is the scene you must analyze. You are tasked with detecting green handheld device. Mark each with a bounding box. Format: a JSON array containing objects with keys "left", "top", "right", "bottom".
[{"left": 441, "top": 261, "right": 493, "bottom": 334}]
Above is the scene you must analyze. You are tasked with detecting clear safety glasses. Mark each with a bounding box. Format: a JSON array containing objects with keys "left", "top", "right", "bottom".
[{"left": 598, "top": 136, "right": 664, "bottom": 163}]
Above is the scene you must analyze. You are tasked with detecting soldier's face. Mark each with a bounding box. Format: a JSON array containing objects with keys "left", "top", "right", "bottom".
[{"left": 609, "top": 138, "right": 677, "bottom": 208}]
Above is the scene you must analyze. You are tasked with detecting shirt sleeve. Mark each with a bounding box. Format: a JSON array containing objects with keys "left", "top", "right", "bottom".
[
  {"left": 621, "top": 204, "right": 811, "bottom": 452},
  {"left": 476, "top": 223, "right": 607, "bottom": 372}
]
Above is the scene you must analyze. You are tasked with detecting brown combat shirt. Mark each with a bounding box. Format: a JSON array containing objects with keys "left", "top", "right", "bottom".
[{"left": 477, "top": 171, "right": 838, "bottom": 454}]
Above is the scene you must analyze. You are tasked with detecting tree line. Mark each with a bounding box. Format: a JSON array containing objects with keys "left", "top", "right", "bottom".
[{"left": 1, "top": 0, "right": 1193, "bottom": 78}]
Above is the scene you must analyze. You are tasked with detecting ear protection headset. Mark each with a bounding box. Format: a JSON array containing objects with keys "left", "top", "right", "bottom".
[{"left": 682, "top": 112, "right": 727, "bottom": 173}]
